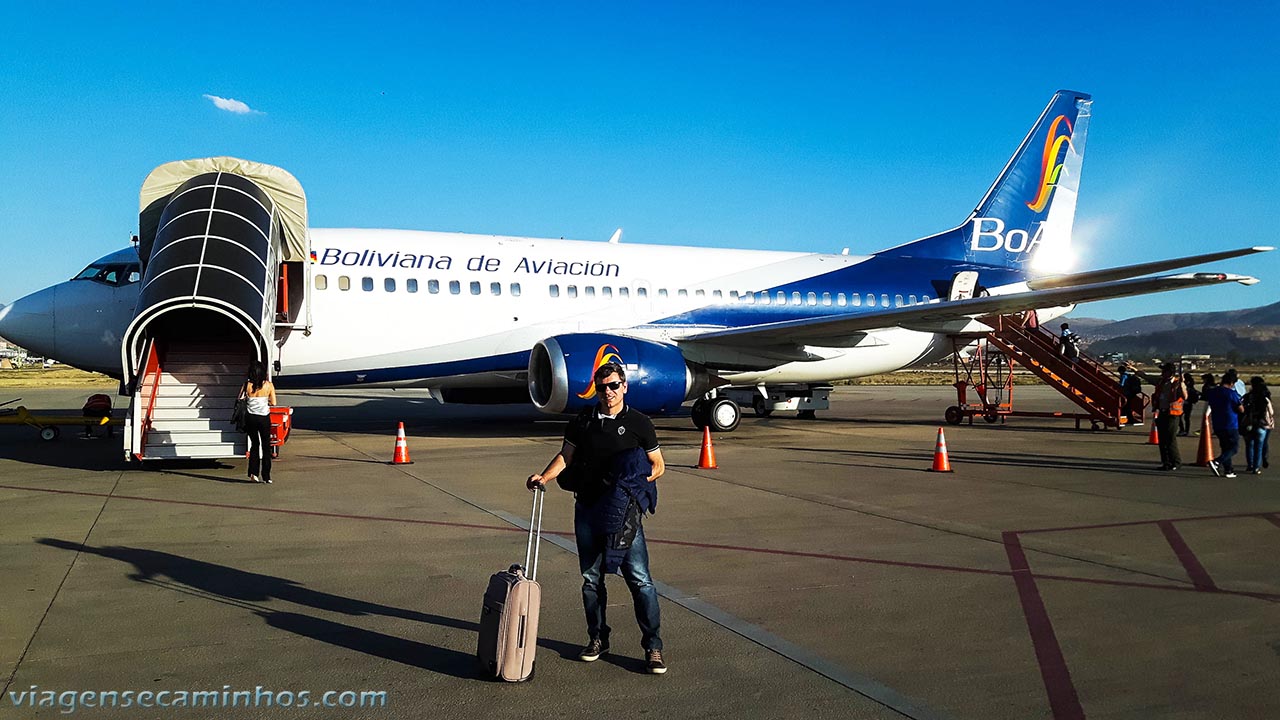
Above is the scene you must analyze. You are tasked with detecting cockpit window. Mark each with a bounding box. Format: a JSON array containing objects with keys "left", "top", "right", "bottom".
[{"left": 73, "top": 263, "right": 141, "bottom": 286}]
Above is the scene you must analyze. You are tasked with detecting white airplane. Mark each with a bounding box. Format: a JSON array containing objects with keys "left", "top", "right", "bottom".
[{"left": 0, "top": 90, "right": 1270, "bottom": 454}]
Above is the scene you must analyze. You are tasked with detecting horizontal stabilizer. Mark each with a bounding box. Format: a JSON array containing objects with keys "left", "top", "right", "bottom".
[
  {"left": 678, "top": 272, "right": 1260, "bottom": 348},
  {"left": 1028, "top": 246, "right": 1274, "bottom": 290}
]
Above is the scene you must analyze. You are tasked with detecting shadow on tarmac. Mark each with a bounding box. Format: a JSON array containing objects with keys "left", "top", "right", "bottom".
[
  {"left": 35, "top": 538, "right": 582, "bottom": 678},
  {"left": 780, "top": 447, "right": 1169, "bottom": 474}
]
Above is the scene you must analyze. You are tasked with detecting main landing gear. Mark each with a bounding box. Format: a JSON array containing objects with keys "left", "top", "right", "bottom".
[{"left": 691, "top": 397, "right": 741, "bottom": 432}]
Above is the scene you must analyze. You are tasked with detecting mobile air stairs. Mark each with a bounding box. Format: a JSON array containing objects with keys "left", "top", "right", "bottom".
[
  {"left": 121, "top": 158, "right": 312, "bottom": 461},
  {"left": 943, "top": 314, "right": 1144, "bottom": 431}
]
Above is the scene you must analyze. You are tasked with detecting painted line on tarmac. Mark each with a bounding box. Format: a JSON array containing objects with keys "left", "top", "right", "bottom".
[
  {"left": 1157, "top": 521, "right": 1218, "bottom": 591},
  {"left": 494, "top": 508, "right": 951, "bottom": 720}
]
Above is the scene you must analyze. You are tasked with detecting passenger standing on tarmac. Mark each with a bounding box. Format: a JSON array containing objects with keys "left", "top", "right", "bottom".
[
  {"left": 1203, "top": 369, "right": 1245, "bottom": 478},
  {"left": 526, "top": 362, "right": 669, "bottom": 674},
  {"left": 1199, "top": 374, "right": 1216, "bottom": 434},
  {"left": 243, "top": 361, "right": 276, "bottom": 484},
  {"left": 1179, "top": 372, "right": 1200, "bottom": 436},
  {"left": 1151, "top": 363, "right": 1187, "bottom": 471},
  {"left": 1242, "top": 377, "right": 1274, "bottom": 475}
]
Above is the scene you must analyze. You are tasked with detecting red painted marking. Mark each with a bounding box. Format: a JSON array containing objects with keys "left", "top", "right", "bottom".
[
  {"left": 1014, "top": 510, "right": 1280, "bottom": 535},
  {"left": 1157, "top": 521, "right": 1218, "bottom": 591},
  {"left": 1003, "top": 531, "right": 1085, "bottom": 720}
]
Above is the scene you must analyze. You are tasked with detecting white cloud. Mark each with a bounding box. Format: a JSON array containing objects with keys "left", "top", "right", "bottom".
[{"left": 202, "top": 94, "right": 260, "bottom": 115}]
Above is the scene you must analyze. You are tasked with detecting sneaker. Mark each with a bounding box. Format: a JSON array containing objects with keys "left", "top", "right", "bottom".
[
  {"left": 263, "top": 477, "right": 272, "bottom": 484},
  {"left": 1225, "top": 472, "right": 1237, "bottom": 478},
  {"left": 248, "top": 475, "right": 260, "bottom": 483},
  {"left": 646, "top": 649, "right": 667, "bottom": 675},
  {"left": 1208, "top": 460, "right": 1221, "bottom": 477},
  {"left": 579, "top": 639, "right": 608, "bottom": 662}
]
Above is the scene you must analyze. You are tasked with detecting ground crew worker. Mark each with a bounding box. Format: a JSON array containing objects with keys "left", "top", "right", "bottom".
[{"left": 1151, "top": 362, "right": 1186, "bottom": 470}]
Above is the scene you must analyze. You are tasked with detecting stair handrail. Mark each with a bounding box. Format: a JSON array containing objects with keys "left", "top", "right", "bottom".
[{"left": 137, "top": 340, "right": 163, "bottom": 458}]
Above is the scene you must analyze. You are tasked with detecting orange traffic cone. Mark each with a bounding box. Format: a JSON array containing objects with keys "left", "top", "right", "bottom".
[
  {"left": 697, "top": 426, "right": 718, "bottom": 469},
  {"left": 1147, "top": 410, "right": 1160, "bottom": 445},
  {"left": 929, "top": 427, "right": 953, "bottom": 472},
  {"left": 391, "top": 422, "right": 413, "bottom": 465},
  {"left": 1195, "top": 409, "right": 1215, "bottom": 467}
]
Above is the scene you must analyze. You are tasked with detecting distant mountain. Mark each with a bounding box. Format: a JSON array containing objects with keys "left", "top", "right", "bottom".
[{"left": 1063, "top": 301, "right": 1280, "bottom": 361}]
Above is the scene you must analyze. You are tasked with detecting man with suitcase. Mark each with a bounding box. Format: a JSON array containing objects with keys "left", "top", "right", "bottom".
[{"left": 527, "top": 361, "right": 668, "bottom": 674}]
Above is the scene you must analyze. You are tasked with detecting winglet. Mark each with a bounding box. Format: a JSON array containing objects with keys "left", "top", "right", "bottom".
[{"left": 609, "top": 228, "right": 623, "bottom": 244}]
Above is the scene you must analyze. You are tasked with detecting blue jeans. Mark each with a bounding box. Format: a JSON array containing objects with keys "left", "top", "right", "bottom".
[
  {"left": 575, "top": 502, "right": 662, "bottom": 651},
  {"left": 1246, "top": 428, "right": 1269, "bottom": 471},
  {"left": 1215, "top": 428, "right": 1240, "bottom": 473}
]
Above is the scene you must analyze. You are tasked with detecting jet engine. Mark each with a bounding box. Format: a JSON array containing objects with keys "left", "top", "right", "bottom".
[{"left": 527, "top": 334, "right": 714, "bottom": 415}]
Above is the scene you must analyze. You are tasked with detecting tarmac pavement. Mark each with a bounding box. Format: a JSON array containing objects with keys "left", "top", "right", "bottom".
[{"left": 1, "top": 385, "right": 1278, "bottom": 719}]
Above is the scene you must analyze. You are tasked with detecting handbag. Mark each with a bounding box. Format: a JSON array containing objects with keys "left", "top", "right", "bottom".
[{"left": 231, "top": 389, "right": 249, "bottom": 432}]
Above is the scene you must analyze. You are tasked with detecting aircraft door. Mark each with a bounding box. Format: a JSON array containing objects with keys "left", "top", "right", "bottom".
[{"left": 949, "top": 271, "right": 979, "bottom": 301}]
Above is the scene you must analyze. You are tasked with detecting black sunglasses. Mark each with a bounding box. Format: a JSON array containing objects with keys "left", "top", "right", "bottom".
[{"left": 595, "top": 380, "right": 624, "bottom": 391}]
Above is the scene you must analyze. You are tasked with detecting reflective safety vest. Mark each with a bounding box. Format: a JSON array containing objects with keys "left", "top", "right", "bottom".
[{"left": 1155, "top": 378, "right": 1185, "bottom": 416}]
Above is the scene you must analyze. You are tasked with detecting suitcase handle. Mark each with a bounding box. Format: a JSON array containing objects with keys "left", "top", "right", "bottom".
[{"left": 524, "top": 485, "right": 545, "bottom": 581}]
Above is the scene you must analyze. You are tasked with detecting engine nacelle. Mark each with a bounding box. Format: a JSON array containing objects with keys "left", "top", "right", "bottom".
[{"left": 528, "top": 334, "right": 711, "bottom": 415}]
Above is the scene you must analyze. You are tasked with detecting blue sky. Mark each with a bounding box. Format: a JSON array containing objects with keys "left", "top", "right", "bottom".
[{"left": 2, "top": 2, "right": 1276, "bottom": 320}]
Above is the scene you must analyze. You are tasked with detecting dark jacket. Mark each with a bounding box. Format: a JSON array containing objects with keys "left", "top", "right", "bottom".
[{"left": 591, "top": 447, "right": 658, "bottom": 573}]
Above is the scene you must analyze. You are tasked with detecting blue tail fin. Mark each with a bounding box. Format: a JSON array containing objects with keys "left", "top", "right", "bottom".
[{"left": 876, "top": 90, "right": 1092, "bottom": 275}]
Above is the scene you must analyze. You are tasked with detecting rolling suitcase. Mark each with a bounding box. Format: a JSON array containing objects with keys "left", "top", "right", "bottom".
[{"left": 477, "top": 486, "right": 544, "bottom": 682}]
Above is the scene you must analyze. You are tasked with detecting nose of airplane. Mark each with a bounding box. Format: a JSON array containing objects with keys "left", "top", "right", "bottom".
[{"left": 0, "top": 285, "right": 58, "bottom": 358}]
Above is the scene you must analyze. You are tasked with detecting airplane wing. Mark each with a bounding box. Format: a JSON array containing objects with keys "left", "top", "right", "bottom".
[{"left": 676, "top": 271, "right": 1259, "bottom": 348}]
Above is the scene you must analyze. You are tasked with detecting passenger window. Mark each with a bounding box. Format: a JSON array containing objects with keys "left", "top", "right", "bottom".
[
  {"left": 866, "top": 294, "right": 875, "bottom": 307},
  {"left": 807, "top": 292, "right": 817, "bottom": 306},
  {"left": 712, "top": 290, "right": 722, "bottom": 300},
  {"left": 851, "top": 293, "right": 861, "bottom": 307},
  {"left": 585, "top": 286, "right": 596, "bottom": 297},
  {"left": 511, "top": 283, "right": 521, "bottom": 297},
  {"left": 385, "top": 278, "right": 396, "bottom": 292},
  {"left": 428, "top": 279, "right": 439, "bottom": 294},
  {"left": 338, "top": 276, "right": 351, "bottom": 291},
  {"left": 776, "top": 291, "right": 786, "bottom": 304},
  {"left": 881, "top": 293, "right": 889, "bottom": 307},
  {"left": 695, "top": 289, "right": 705, "bottom": 298},
  {"left": 745, "top": 293, "right": 755, "bottom": 304},
  {"left": 923, "top": 295, "right": 933, "bottom": 303},
  {"left": 658, "top": 289, "right": 668, "bottom": 298},
  {"left": 678, "top": 289, "right": 688, "bottom": 298},
  {"left": 822, "top": 292, "right": 832, "bottom": 306},
  {"left": 638, "top": 287, "right": 648, "bottom": 298},
  {"left": 449, "top": 281, "right": 460, "bottom": 295},
  {"left": 470, "top": 281, "right": 481, "bottom": 295},
  {"left": 837, "top": 293, "right": 846, "bottom": 306},
  {"left": 407, "top": 279, "right": 418, "bottom": 293},
  {"left": 602, "top": 287, "right": 612, "bottom": 298},
  {"left": 490, "top": 282, "right": 501, "bottom": 295},
  {"left": 730, "top": 291, "right": 739, "bottom": 300},
  {"left": 315, "top": 275, "right": 328, "bottom": 291},
  {"left": 550, "top": 284, "right": 560, "bottom": 297},
  {"left": 895, "top": 294, "right": 903, "bottom": 307},
  {"left": 759, "top": 292, "right": 770, "bottom": 305},
  {"left": 620, "top": 287, "right": 630, "bottom": 298},
  {"left": 791, "top": 292, "right": 802, "bottom": 305},
  {"left": 568, "top": 285, "right": 578, "bottom": 298},
  {"left": 909, "top": 294, "right": 917, "bottom": 305},
  {"left": 362, "top": 277, "right": 373, "bottom": 292}
]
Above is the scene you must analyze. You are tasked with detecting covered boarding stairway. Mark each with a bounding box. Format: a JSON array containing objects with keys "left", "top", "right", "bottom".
[{"left": 122, "top": 158, "right": 312, "bottom": 460}]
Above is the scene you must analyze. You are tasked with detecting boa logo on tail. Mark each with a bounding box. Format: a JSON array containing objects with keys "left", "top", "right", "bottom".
[
  {"left": 1026, "top": 115, "right": 1074, "bottom": 212},
  {"left": 576, "top": 344, "right": 624, "bottom": 400}
]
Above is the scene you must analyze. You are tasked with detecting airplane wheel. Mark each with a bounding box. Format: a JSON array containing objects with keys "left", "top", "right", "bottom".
[
  {"left": 983, "top": 411, "right": 1000, "bottom": 424},
  {"left": 709, "top": 398, "right": 741, "bottom": 432},
  {"left": 691, "top": 399, "right": 710, "bottom": 429},
  {"left": 797, "top": 409, "right": 817, "bottom": 420},
  {"left": 944, "top": 406, "right": 963, "bottom": 425},
  {"left": 1091, "top": 420, "right": 1105, "bottom": 432},
  {"left": 752, "top": 397, "right": 773, "bottom": 418},
  {"left": 40, "top": 426, "right": 60, "bottom": 441}
]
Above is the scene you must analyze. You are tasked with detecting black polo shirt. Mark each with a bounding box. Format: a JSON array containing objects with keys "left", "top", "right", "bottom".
[{"left": 564, "top": 405, "right": 659, "bottom": 504}]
